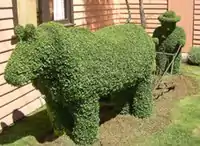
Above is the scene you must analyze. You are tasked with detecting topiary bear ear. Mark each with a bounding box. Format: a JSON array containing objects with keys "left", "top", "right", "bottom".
[
  {"left": 14, "top": 25, "right": 25, "bottom": 41},
  {"left": 24, "top": 24, "right": 36, "bottom": 41}
]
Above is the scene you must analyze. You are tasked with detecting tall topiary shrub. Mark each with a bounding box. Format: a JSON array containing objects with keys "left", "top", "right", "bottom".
[
  {"left": 153, "top": 11, "right": 186, "bottom": 74},
  {"left": 4, "top": 22, "right": 155, "bottom": 145}
]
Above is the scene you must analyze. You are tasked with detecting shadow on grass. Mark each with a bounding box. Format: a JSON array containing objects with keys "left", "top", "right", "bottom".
[
  {"left": 0, "top": 88, "right": 134, "bottom": 145},
  {"left": 0, "top": 107, "right": 118, "bottom": 145},
  {"left": 0, "top": 108, "right": 56, "bottom": 145}
]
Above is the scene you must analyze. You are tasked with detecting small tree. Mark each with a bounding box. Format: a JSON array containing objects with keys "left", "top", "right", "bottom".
[
  {"left": 139, "top": 0, "right": 146, "bottom": 28},
  {"left": 125, "top": 0, "right": 146, "bottom": 27},
  {"left": 125, "top": 0, "right": 131, "bottom": 23}
]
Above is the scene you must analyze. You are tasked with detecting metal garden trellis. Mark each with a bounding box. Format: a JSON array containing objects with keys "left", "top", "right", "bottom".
[{"left": 153, "top": 45, "right": 182, "bottom": 91}]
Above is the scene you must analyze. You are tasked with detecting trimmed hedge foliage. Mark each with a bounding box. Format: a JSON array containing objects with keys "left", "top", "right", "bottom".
[
  {"left": 188, "top": 47, "right": 200, "bottom": 66},
  {"left": 153, "top": 11, "right": 186, "bottom": 74},
  {"left": 4, "top": 22, "right": 155, "bottom": 145},
  {"left": 158, "top": 11, "right": 180, "bottom": 23}
]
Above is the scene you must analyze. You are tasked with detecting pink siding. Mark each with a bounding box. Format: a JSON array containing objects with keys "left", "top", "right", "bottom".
[
  {"left": 168, "top": 0, "right": 194, "bottom": 53},
  {"left": 73, "top": 0, "right": 168, "bottom": 34},
  {"left": 119, "top": 0, "right": 168, "bottom": 36},
  {"left": 73, "top": 0, "right": 121, "bottom": 31},
  {"left": 194, "top": 0, "right": 200, "bottom": 46}
]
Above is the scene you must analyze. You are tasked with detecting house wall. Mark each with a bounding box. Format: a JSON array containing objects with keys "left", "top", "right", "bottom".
[
  {"left": 73, "top": 0, "right": 121, "bottom": 31},
  {"left": 73, "top": 0, "right": 168, "bottom": 34},
  {"left": 193, "top": 0, "right": 200, "bottom": 46},
  {"left": 119, "top": 0, "right": 168, "bottom": 36},
  {"left": 17, "top": 0, "right": 37, "bottom": 26},
  {"left": 168, "top": 0, "right": 194, "bottom": 53}
]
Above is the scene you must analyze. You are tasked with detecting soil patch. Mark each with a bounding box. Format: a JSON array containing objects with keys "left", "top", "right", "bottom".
[
  {"left": 98, "top": 75, "right": 198, "bottom": 146},
  {"left": 21, "top": 75, "right": 198, "bottom": 146}
]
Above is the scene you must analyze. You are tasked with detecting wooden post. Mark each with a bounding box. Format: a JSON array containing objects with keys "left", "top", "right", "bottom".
[
  {"left": 139, "top": 0, "right": 146, "bottom": 28},
  {"left": 38, "top": 0, "right": 51, "bottom": 23},
  {"left": 17, "top": 0, "right": 37, "bottom": 26},
  {"left": 125, "top": 0, "right": 131, "bottom": 23}
]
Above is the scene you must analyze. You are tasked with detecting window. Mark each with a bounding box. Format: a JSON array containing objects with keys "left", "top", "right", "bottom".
[{"left": 37, "top": 0, "right": 74, "bottom": 26}]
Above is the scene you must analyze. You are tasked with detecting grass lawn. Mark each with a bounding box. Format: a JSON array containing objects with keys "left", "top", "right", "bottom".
[
  {"left": 1, "top": 64, "right": 200, "bottom": 146},
  {"left": 136, "top": 65, "right": 200, "bottom": 146}
]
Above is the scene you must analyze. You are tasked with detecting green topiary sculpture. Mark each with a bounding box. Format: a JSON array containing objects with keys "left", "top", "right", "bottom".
[
  {"left": 153, "top": 11, "right": 186, "bottom": 74},
  {"left": 4, "top": 22, "right": 155, "bottom": 145}
]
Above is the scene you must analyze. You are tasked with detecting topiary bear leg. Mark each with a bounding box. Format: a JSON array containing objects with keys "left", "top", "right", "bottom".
[
  {"left": 32, "top": 79, "right": 66, "bottom": 136},
  {"left": 131, "top": 75, "right": 153, "bottom": 118},
  {"left": 45, "top": 97, "right": 65, "bottom": 136},
  {"left": 72, "top": 98, "right": 100, "bottom": 145}
]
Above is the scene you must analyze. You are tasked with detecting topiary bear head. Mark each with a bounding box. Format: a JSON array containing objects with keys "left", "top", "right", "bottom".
[
  {"left": 158, "top": 11, "right": 181, "bottom": 31},
  {"left": 4, "top": 24, "right": 41, "bottom": 86},
  {"left": 4, "top": 22, "right": 66, "bottom": 87}
]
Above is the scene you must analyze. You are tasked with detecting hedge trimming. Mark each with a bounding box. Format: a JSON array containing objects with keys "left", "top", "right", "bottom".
[
  {"left": 153, "top": 11, "right": 186, "bottom": 74},
  {"left": 4, "top": 22, "right": 155, "bottom": 145},
  {"left": 188, "top": 46, "right": 200, "bottom": 66}
]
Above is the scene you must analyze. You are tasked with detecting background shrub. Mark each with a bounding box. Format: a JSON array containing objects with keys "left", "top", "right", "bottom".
[{"left": 188, "top": 46, "right": 200, "bottom": 66}]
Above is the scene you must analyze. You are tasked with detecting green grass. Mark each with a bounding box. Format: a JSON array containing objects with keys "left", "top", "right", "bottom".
[
  {"left": 0, "top": 107, "right": 52, "bottom": 146},
  {"left": 137, "top": 64, "right": 200, "bottom": 146},
  {"left": 1, "top": 64, "right": 200, "bottom": 146},
  {"left": 138, "top": 95, "right": 200, "bottom": 146},
  {"left": 0, "top": 107, "right": 76, "bottom": 146}
]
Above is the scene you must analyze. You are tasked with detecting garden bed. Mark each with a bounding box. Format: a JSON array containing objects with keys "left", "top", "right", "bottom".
[{"left": 99, "top": 75, "right": 198, "bottom": 145}]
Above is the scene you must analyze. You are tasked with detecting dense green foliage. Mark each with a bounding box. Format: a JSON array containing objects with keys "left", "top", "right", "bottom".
[
  {"left": 153, "top": 11, "right": 186, "bottom": 74},
  {"left": 188, "top": 47, "right": 200, "bottom": 66},
  {"left": 14, "top": 24, "right": 36, "bottom": 42},
  {"left": 4, "top": 22, "right": 155, "bottom": 145},
  {"left": 158, "top": 11, "right": 180, "bottom": 23}
]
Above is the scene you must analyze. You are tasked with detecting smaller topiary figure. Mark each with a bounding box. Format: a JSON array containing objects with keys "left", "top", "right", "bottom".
[{"left": 153, "top": 11, "right": 186, "bottom": 74}]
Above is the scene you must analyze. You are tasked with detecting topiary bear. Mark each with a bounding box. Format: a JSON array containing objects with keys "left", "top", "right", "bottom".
[
  {"left": 4, "top": 22, "right": 155, "bottom": 145},
  {"left": 153, "top": 11, "right": 186, "bottom": 74}
]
